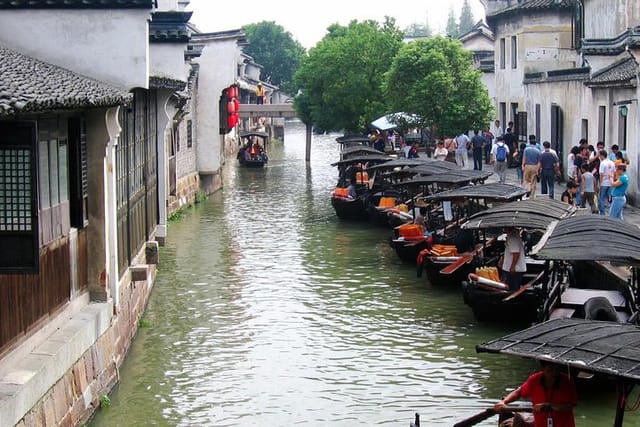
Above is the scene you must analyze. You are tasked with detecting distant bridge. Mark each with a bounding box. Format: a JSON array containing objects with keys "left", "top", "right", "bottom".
[{"left": 239, "top": 103, "right": 297, "bottom": 119}]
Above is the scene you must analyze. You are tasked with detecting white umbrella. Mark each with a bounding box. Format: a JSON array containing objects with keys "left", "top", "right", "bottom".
[{"left": 370, "top": 112, "right": 420, "bottom": 131}]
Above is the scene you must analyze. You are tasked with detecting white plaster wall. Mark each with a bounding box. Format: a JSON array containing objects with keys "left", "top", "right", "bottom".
[
  {"left": 584, "top": 0, "right": 640, "bottom": 39},
  {"left": 150, "top": 43, "right": 189, "bottom": 82},
  {"left": 481, "top": 72, "right": 496, "bottom": 111},
  {"left": 491, "top": 11, "right": 578, "bottom": 128},
  {"left": 463, "top": 35, "right": 494, "bottom": 52},
  {"left": 177, "top": 95, "right": 198, "bottom": 179},
  {"left": 194, "top": 38, "right": 240, "bottom": 173},
  {"left": 245, "top": 63, "right": 262, "bottom": 81},
  {"left": 157, "top": 0, "right": 184, "bottom": 10},
  {"left": 0, "top": 10, "right": 149, "bottom": 89}
]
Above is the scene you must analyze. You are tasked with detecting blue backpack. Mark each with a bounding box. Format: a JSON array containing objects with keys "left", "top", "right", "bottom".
[{"left": 496, "top": 143, "right": 507, "bottom": 162}]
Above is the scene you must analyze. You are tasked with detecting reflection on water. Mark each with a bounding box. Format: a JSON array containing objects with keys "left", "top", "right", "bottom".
[{"left": 91, "top": 121, "right": 638, "bottom": 426}]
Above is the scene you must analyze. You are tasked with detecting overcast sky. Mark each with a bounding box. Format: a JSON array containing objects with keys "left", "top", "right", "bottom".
[{"left": 188, "top": 0, "right": 486, "bottom": 48}]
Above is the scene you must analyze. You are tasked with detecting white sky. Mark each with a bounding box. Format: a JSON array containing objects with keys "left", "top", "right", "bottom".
[{"left": 187, "top": 0, "right": 486, "bottom": 48}]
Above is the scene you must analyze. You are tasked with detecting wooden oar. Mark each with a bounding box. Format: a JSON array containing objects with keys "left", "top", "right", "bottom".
[
  {"left": 439, "top": 254, "right": 474, "bottom": 274},
  {"left": 453, "top": 406, "right": 533, "bottom": 427},
  {"left": 502, "top": 283, "right": 531, "bottom": 302},
  {"left": 502, "top": 270, "right": 545, "bottom": 302}
]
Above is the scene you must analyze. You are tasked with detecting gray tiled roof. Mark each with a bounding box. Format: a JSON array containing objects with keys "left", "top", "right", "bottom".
[
  {"left": 587, "top": 55, "right": 638, "bottom": 87},
  {"left": 149, "top": 76, "right": 186, "bottom": 91},
  {"left": 0, "top": 0, "right": 154, "bottom": 8},
  {"left": 150, "top": 11, "right": 192, "bottom": 43},
  {"left": 0, "top": 44, "right": 131, "bottom": 116},
  {"left": 488, "top": 0, "right": 572, "bottom": 19}
]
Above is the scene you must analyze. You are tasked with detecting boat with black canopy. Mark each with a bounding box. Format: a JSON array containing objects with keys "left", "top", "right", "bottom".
[
  {"left": 336, "top": 135, "right": 378, "bottom": 160},
  {"left": 529, "top": 215, "right": 640, "bottom": 324},
  {"left": 382, "top": 161, "right": 472, "bottom": 227},
  {"left": 473, "top": 318, "right": 640, "bottom": 427},
  {"left": 237, "top": 131, "right": 269, "bottom": 167},
  {"left": 330, "top": 153, "right": 392, "bottom": 220},
  {"left": 388, "top": 171, "right": 496, "bottom": 263},
  {"left": 414, "top": 183, "right": 528, "bottom": 287},
  {"left": 460, "top": 198, "right": 576, "bottom": 323},
  {"left": 362, "top": 158, "right": 433, "bottom": 226}
]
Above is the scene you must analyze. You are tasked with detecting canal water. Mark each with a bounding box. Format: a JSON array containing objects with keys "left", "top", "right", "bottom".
[{"left": 92, "top": 121, "right": 637, "bottom": 426}]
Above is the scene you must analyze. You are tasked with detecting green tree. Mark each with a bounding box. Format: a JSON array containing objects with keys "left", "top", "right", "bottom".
[
  {"left": 294, "top": 18, "right": 403, "bottom": 132},
  {"left": 243, "top": 21, "right": 306, "bottom": 94},
  {"left": 445, "top": 7, "right": 459, "bottom": 38},
  {"left": 404, "top": 22, "right": 432, "bottom": 38},
  {"left": 459, "top": 0, "right": 476, "bottom": 36},
  {"left": 383, "top": 36, "right": 493, "bottom": 137}
]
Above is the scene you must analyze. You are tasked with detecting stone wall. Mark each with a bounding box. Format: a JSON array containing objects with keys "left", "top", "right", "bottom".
[
  {"left": 12, "top": 257, "right": 157, "bottom": 426},
  {"left": 168, "top": 172, "right": 201, "bottom": 215}
]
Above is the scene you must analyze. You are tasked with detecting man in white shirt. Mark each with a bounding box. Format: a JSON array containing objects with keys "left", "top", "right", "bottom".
[
  {"left": 502, "top": 228, "right": 526, "bottom": 291},
  {"left": 455, "top": 132, "right": 470, "bottom": 167},
  {"left": 598, "top": 149, "right": 616, "bottom": 215}
]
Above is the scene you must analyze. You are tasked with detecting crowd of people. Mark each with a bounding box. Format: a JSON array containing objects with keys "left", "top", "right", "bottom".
[{"left": 399, "top": 120, "right": 631, "bottom": 220}]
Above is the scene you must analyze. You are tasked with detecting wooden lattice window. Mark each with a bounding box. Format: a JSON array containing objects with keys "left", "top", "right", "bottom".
[
  {"left": 0, "top": 122, "right": 38, "bottom": 272},
  {"left": 0, "top": 148, "right": 33, "bottom": 233}
]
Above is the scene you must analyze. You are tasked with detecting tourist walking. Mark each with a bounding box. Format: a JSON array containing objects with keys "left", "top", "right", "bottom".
[
  {"left": 521, "top": 138, "right": 541, "bottom": 197},
  {"left": 471, "top": 130, "right": 485, "bottom": 170},
  {"left": 483, "top": 127, "right": 494, "bottom": 164},
  {"left": 490, "top": 139, "right": 509, "bottom": 183},
  {"left": 598, "top": 149, "right": 616, "bottom": 215},
  {"left": 539, "top": 141, "right": 559, "bottom": 198},
  {"left": 455, "top": 132, "right": 470, "bottom": 168},
  {"left": 580, "top": 164, "right": 598, "bottom": 213},
  {"left": 610, "top": 164, "right": 629, "bottom": 220}
]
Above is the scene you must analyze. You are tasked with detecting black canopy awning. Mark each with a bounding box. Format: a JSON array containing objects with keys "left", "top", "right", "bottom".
[
  {"left": 239, "top": 131, "right": 269, "bottom": 139},
  {"left": 424, "top": 183, "right": 526, "bottom": 201},
  {"left": 531, "top": 215, "right": 640, "bottom": 264},
  {"left": 366, "top": 158, "right": 430, "bottom": 170},
  {"left": 340, "top": 146, "right": 382, "bottom": 158},
  {"left": 392, "top": 171, "right": 491, "bottom": 187},
  {"left": 462, "top": 198, "right": 575, "bottom": 230},
  {"left": 330, "top": 154, "right": 392, "bottom": 167},
  {"left": 477, "top": 318, "right": 640, "bottom": 383}
]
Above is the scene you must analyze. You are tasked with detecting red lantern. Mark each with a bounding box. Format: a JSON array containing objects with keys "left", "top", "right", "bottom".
[
  {"left": 227, "top": 100, "right": 237, "bottom": 114},
  {"left": 233, "top": 113, "right": 239, "bottom": 127},
  {"left": 227, "top": 115, "right": 235, "bottom": 129},
  {"left": 233, "top": 98, "right": 240, "bottom": 112}
]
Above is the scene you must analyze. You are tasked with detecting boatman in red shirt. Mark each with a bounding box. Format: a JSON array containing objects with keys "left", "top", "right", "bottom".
[{"left": 494, "top": 360, "right": 577, "bottom": 427}]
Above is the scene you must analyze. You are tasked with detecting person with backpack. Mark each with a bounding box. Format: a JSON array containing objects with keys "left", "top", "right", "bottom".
[{"left": 490, "top": 138, "right": 510, "bottom": 183}]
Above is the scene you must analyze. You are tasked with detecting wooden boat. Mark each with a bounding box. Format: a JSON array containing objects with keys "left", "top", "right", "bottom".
[
  {"left": 460, "top": 198, "right": 577, "bottom": 323},
  {"left": 474, "top": 318, "right": 640, "bottom": 427},
  {"left": 238, "top": 131, "right": 269, "bottom": 167},
  {"left": 364, "top": 158, "right": 433, "bottom": 227},
  {"left": 530, "top": 215, "right": 640, "bottom": 324},
  {"left": 388, "top": 171, "right": 496, "bottom": 263},
  {"left": 330, "top": 154, "right": 392, "bottom": 220}
]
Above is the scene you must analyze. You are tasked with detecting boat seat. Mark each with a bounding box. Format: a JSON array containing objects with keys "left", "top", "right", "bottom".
[
  {"left": 561, "top": 288, "right": 627, "bottom": 309},
  {"left": 549, "top": 308, "right": 576, "bottom": 320}
]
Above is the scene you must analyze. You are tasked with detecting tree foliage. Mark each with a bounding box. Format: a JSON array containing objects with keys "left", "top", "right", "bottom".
[
  {"left": 445, "top": 8, "right": 459, "bottom": 38},
  {"left": 383, "top": 36, "right": 493, "bottom": 137},
  {"left": 294, "top": 18, "right": 403, "bottom": 133},
  {"left": 404, "top": 22, "right": 432, "bottom": 38},
  {"left": 459, "top": 0, "right": 476, "bottom": 36},
  {"left": 243, "top": 21, "right": 306, "bottom": 94}
]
